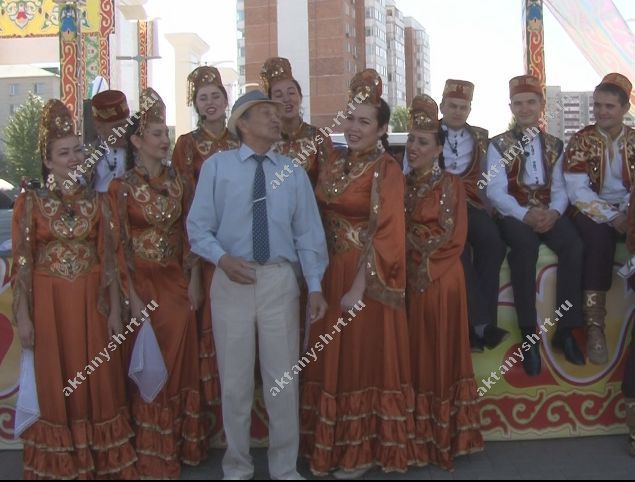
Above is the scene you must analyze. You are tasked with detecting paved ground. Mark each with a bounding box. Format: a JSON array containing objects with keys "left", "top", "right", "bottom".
[{"left": 1, "top": 435, "right": 634, "bottom": 480}]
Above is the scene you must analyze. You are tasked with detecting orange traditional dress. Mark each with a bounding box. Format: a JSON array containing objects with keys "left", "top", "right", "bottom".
[
  {"left": 12, "top": 186, "right": 138, "bottom": 479},
  {"left": 274, "top": 121, "right": 332, "bottom": 187},
  {"left": 108, "top": 165, "right": 208, "bottom": 479},
  {"left": 172, "top": 125, "right": 238, "bottom": 408},
  {"left": 405, "top": 169, "right": 484, "bottom": 470},
  {"left": 300, "top": 146, "right": 415, "bottom": 475}
]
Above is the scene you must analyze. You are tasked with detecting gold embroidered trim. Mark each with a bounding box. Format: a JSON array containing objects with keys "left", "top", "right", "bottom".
[
  {"left": 406, "top": 174, "right": 455, "bottom": 292},
  {"left": 323, "top": 212, "right": 368, "bottom": 254}
]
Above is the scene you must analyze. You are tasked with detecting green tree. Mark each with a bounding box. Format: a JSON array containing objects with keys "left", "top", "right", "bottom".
[
  {"left": 3, "top": 93, "right": 45, "bottom": 185},
  {"left": 390, "top": 106, "right": 409, "bottom": 132}
]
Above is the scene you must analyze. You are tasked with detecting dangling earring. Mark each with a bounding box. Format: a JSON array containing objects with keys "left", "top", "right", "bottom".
[
  {"left": 46, "top": 172, "right": 57, "bottom": 191},
  {"left": 432, "top": 158, "right": 441, "bottom": 178}
]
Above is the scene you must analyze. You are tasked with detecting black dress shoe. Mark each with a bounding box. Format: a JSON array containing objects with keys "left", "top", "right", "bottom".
[
  {"left": 552, "top": 330, "right": 586, "bottom": 366},
  {"left": 483, "top": 326, "right": 510, "bottom": 350},
  {"left": 523, "top": 343, "right": 542, "bottom": 376}
]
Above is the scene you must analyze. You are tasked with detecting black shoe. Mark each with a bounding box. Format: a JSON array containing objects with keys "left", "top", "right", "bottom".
[
  {"left": 523, "top": 343, "right": 542, "bottom": 376},
  {"left": 470, "top": 327, "right": 485, "bottom": 353},
  {"left": 483, "top": 326, "right": 510, "bottom": 350},
  {"left": 552, "top": 330, "right": 586, "bottom": 366}
]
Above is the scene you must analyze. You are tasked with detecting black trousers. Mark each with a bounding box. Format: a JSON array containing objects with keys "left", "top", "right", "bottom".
[
  {"left": 572, "top": 212, "right": 622, "bottom": 292},
  {"left": 498, "top": 215, "right": 584, "bottom": 330},
  {"left": 461, "top": 205, "right": 507, "bottom": 329}
]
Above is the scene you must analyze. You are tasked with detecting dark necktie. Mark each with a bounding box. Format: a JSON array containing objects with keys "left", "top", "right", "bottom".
[{"left": 252, "top": 154, "right": 270, "bottom": 264}]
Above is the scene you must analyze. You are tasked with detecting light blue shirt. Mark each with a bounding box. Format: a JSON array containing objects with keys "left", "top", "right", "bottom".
[{"left": 187, "top": 143, "right": 328, "bottom": 293}]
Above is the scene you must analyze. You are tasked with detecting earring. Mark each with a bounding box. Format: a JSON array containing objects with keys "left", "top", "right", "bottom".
[
  {"left": 46, "top": 173, "right": 57, "bottom": 191},
  {"left": 432, "top": 158, "right": 441, "bottom": 178}
]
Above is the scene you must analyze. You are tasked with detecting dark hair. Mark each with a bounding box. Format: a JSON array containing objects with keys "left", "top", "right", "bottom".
[
  {"left": 42, "top": 146, "right": 51, "bottom": 180},
  {"left": 594, "top": 83, "right": 629, "bottom": 106},
  {"left": 377, "top": 99, "right": 391, "bottom": 152},
  {"left": 268, "top": 79, "right": 303, "bottom": 99},
  {"left": 437, "top": 126, "right": 447, "bottom": 169},
  {"left": 194, "top": 84, "right": 229, "bottom": 118},
  {"left": 125, "top": 114, "right": 142, "bottom": 171}
]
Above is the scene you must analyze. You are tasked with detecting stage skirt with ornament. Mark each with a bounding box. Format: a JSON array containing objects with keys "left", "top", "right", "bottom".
[
  {"left": 300, "top": 148, "right": 415, "bottom": 475},
  {"left": 12, "top": 190, "right": 138, "bottom": 479},
  {"left": 109, "top": 169, "right": 208, "bottom": 479},
  {"left": 405, "top": 172, "right": 484, "bottom": 470}
]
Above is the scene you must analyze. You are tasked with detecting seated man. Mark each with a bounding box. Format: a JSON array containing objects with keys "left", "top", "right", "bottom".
[
  {"left": 440, "top": 79, "right": 508, "bottom": 352},
  {"left": 486, "top": 74, "right": 585, "bottom": 376},
  {"left": 564, "top": 73, "right": 634, "bottom": 365}
]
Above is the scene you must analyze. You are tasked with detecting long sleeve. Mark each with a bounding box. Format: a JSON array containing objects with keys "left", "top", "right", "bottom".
[
  {"left": 485, "top": 144, "right": 528, "bottom": 221},
  {"left": 179, "top": 171, "right": 200, "bottom": 281},
  {"left": 564, "top": 171, "right": 620, "bottom": 223},
  {"left": 548, "top": 154, "right": 569, "bottom": 215},
  {"left": 360, "top": 157, "right": 407, "bottom": 309},
  {"left": 107, "top": 179, "right": 134, "bottom": 305},
  {"left": 428, "top": 176, "right": 468, "bottom": 282},
  {"left": 186, "top": 156, "right": 227, "bottom": 266},
  {"left": 11, "top": 192, "right": 34, "bottom": 324},
  {"left": 172, "top": 134, "right": 196, "bottom": 203},
  {"left": 292, "top": 168, "right": 328, "bottom": 293},
  {"left": 564, "top": 129, "right": 621, "bottom": 223},
  {"left": 97, "top": 193, "right": 118, "bottom": 317}
]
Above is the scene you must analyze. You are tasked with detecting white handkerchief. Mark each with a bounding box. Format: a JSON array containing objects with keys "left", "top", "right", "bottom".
[
  {"left": 14, "top": 349, "right": 40, "bottom": 439},
  {"left": 128, "top": 321, "right": 168, "bottom": 403},
  {"left": 618, "top": 255, "right": 635, "bottom": 279}
]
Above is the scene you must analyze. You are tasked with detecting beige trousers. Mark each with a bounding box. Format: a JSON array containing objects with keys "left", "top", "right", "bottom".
[{"left": 212, "top": 262, "right": 301, "bottom": 480}]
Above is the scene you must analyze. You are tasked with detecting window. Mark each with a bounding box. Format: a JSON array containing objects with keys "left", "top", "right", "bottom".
[
  {"left": 366, "top": 27, "right": 371, "bottom": 37},
  {"left": 9, "top": 84, "right": 18, "bottom": 96},
  {"left": 388, "top": 73, "right": 393, "bottom": 82},
  {"left": 9, "top": 104, "right": 16, "bottom": 115},
  {"left": 239, "top": 65, "right": 245, "bottom": 76}
]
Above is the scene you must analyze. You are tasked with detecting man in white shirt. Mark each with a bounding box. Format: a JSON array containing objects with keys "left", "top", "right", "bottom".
[
  {"left": 564, "top": 73, "right": 634, "bottom": 365},
  {"left": 486, "top": 75, "right": 585, "bottom": 376},
  {"left": 187, "top": 90, "right": 328, "bottom": 480},
  {"left": 89, "top": 90, "right": 129, "bottom": 192},
  {"left": 440, "top": 79, "right": 508, "bottom": 352}
]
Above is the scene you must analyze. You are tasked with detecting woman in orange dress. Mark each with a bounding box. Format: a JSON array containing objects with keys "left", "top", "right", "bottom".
[
  {"left": 109, "top": 89, "right": 207, "bottom": 479},
  {"left": 404, "top": 95, "right": 483, "bottom": 470},
  {"left": 624, "top": 195, "right": 635, "bottom": 457},
  {"left": 260, "top": 56, "right": 332, "bottom": 187},
  {"left": 172, "top": 66, "right": 238, "bottom": 411},
  {"left": 300, "top": 69, "right": 415, "bottom": 479},
  {"left": 12, "top": 100, "right": 137, "bottom": 479}
]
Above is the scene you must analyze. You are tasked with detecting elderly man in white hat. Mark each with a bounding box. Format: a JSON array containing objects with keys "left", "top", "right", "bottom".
[{"left": 187, "top": 89, "right": 328, "bottom": 480}]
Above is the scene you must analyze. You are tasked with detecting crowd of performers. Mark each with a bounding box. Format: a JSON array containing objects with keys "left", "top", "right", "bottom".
[{"left": 10, "top": 55, "right": 635, "bottom": 479}]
